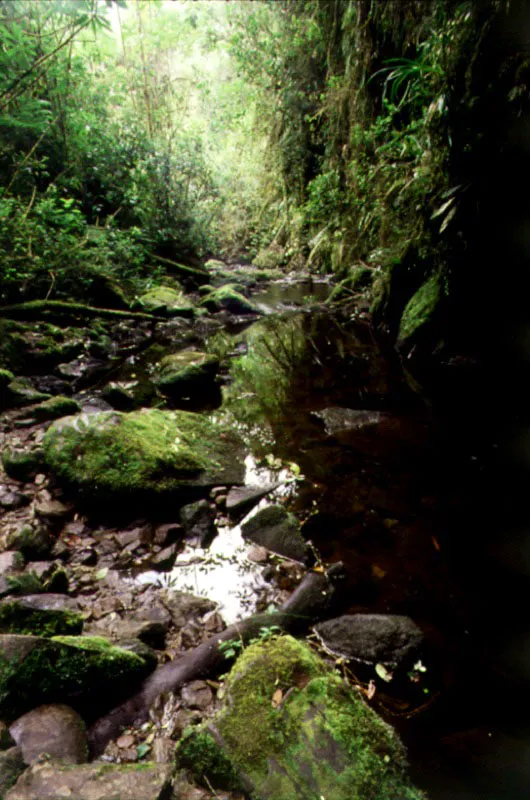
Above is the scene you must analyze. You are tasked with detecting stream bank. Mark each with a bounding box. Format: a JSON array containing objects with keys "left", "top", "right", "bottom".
[{"left": 0, "top": 261, "right": 527, "bottom": 799}]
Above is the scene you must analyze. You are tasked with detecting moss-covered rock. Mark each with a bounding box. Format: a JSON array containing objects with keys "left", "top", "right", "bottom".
[
  {"left": 32, "top": 396, "right": 81, "bottom": 422},
  {"left": 200, "top": 285, "right": 260, "bottom": 315},
  {"left": 6, "top": 524, "right": 54, "bottom": 560},
  {"left": 176, "top": 636, "right": 424, "bottom": 800},
  {"left": 0, "top": 320, "right": 84, "bottom": 375},
  {"left": 0, "top": 596, "right": 83, "bottom": 637},
  {"left": 42, "top": 409, "right": 245, "bottom": 503},
  {"left": 137, "top": 286, "right": 194, "bottom": 318},
  {"left": 2, "top": 447, "right": 44, "bottom": 482},
  {"left": 5, "top": 379, "right": 51, "bottom": 409},
  {"left": 154, "top": 351, "right": 220, "bottom": 400},
  {"left": 397, "top": 272, "right": 445, "bottom": 349},
  {"left": 0, "top": 634, "right": 153, "bottom": 721}
]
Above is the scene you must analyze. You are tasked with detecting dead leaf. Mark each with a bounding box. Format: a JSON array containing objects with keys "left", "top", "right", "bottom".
[
  {"left": 271, "top": 688, "right": 283, "bottom": 708},
  {"left": 431, "top": 536, "right": 440, "bottom": 551},
  {"left": 367, "top": 680, "right": 376, "bottom": 700}
]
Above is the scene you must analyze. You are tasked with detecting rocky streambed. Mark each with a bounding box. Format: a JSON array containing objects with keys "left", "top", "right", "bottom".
[{"left": 1, "top": 261, "right": 521, "bottom": 799}]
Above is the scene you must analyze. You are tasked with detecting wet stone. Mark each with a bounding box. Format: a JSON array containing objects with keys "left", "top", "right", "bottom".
[
  {"left": 179, "top": 499, "right": 217, "bottom": 548},
  {"left": 313, "top": 614, "right": 424, "bottom": 668},
  {"left": 241, "top": 504, "right": 309, "bottom": 563},
  {"left": 0, "top": 488, "right": 28, "bottom": 511},
  {"left": 149, "top": 544, "right": 178, "bottom": 571}
]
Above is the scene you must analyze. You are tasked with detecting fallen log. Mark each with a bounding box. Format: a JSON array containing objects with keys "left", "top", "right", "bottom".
[
  {"left": 151, "top": 254, "right": 210, "bottom": 284},
  {"left": 88, "top": 563, "right": 346, "bottom": 755},
  {"left": 0, "top": 300, "right": 165, "bottom": 323}
]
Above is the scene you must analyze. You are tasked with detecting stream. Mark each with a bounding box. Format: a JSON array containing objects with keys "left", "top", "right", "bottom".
[{"left": 1, "top": 270, "right": 529, "bottom": 798}]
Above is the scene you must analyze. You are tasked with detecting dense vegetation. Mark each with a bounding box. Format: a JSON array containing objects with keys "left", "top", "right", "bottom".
[{"left": 1, "top": 0, "right": 528, "bottom": 367}]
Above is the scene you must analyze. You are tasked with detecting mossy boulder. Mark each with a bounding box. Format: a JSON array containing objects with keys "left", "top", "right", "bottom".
[
  {"left": 0, "top": 320, "right": 84, "bottom": 375},
  {"left": 42, "top": 409, "right": 245, "bottom": 503},
  {"left": 2, "top": 447, "right": 44, "bottom": 482},
  {"left": 200, "top": 285, "right": 260, "bottom": 315},
  {"left": 4, "top": 379, "right": 51, "bottom": 409},
  {"left": 176, "top": 636, "right": 424, "bottom": 800},
  {"left": 137, "top": 286, "right": 194, "bottom": 318},
  {"left": 32, "top": 396, "right": 81, "bottom": 422},
  {"left": 6, "top": 524, "right": 54, "bottom": 561},
  {"left": 154, "top": 351, "right": 220, "bottom": 400},
  {"left": 0, "top": 595, "right": 83, "bottom": 637},
  {"left": 397, "top": 272, "right": 445, "bottom": 350},
  {"left": 0, "top": 634, "right": 153, "bottom": 721}
]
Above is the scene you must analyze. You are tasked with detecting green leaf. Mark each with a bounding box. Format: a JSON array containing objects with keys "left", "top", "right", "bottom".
[{"left": 136, "top": 742, "right": 151, "bottom": 759}]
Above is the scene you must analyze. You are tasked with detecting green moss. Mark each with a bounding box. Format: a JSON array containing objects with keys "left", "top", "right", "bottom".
[
  {"left": 181, "top": 636, "right": 425, "bottom": 800},
  {"left": 0, "top": 602, "right": 83, "bottom": 637},
  {"left": 0, "top": 368, "right": 15, "bottom": 388},
  {"left": 176, "top": 729, "right": 243, "bottom": 791},
  {"left": 33, "top": 396, "right": 81, "bottom": 422},
  {"left": 0, "top": 319, "right": 84, "bottom": 373},
  {"left": 154, "top": 351, "right": 220, "bottom": 395},
  {"left": 137, "top": 286, "right": 194, "bottom": 317},
  {"left": 43, "top": 408, "right": 245, "bottom": 500},
  {"left": 200, "top": 285, "right": 260, "bottom": 315},
  {"left": 6, "top": 379, "right": 51, "bottom": 408},
  {"left": 2, "top": 447, "right": 43, "bottom": 481},
  {"left": 398, "top": 272, "right": 444, "bottom": 346},
  {"left": 0, "top": 635, "right": 148, "bottom": 720},
  {"left": 253, "top": 246, "right": 286, "bottom": 269}
]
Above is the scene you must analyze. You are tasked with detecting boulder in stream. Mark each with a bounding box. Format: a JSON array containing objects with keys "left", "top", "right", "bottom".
[
  {"left": 154, "top": 350, "right": 220, "bottom": 401},
  {"left": 200, "top": 284, "right": 261, "bottom": 315},
  {"left": 137, "top": 285, "right": 194, "bottom": 318},
  {"left": 175, "top": 635, "right": 425, "bottom": 799},
  {"left": 313, "top": 614, "right": 424, "bottom": 668},
  {"left": 42, "top": 409, "right": 246, "bottom": 504},
  {"left": 241, "top": 505, "right": 309, "bottom": 563}
]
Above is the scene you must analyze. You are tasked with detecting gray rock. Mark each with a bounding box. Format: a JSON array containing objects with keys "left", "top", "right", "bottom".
[
  {"left": 149, "top": 545, "right": 178, "bottom": 571},
  {"left": 313, "top": 614, "right": 424, "bottom": 667},
  {"left": 241, "top": 505, "right": 308, "bottom": 563},
  {"left": 181, "top": 680, "right": 213, "bottom": 711},
  {"left": 0, "top": 554, "right": 24, "bottom": 579},
  {"left": 9, "top": 704, "right": 88, "bottom": 765},
  {"left": 0, "top": 489, "right": 28, "bottom": 511},
  {"left": 111, "top": 620, "right": 166, "bottom": 650},
  {"left": 33, "top": 498, "right": 72, "bottom": 528},
  {"left": 162, "top": 591, "right": 215, "bottom": 629},
  {"left": 4, "top": 761, "right": 174, "bottom": 800},
  {"left": 226, "top": 483, "right": 279, "bottom": 518},
  {"left": 179, "top": 500, "right": 216, "bottom": 547},
  {"left": 0, "top": 747, "right": 25, "bottom": 797}
]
